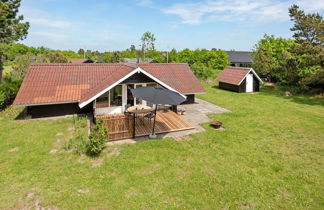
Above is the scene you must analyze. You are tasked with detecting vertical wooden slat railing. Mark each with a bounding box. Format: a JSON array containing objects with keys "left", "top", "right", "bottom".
[{"left": 97, "top": 113, "right": 134, "bottom": 141}]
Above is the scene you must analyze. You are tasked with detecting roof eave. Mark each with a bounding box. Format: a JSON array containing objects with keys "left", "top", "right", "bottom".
[{"left": 13, "top": 100, "right": 79, "bottom": 107}]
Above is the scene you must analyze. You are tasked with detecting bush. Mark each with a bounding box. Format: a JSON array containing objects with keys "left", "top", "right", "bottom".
[
  {"left": 279, "top": 85, "right": 310, "bottom": 94},
  {"left": 0, "top": 78, "right": 22, "bottom": 110},
  {"left": 63, "top": 116, "right": 88, "bottom": 154},
  {"left": 87, "top": 119, "right": 108, "bottom": 156},
  {"left": 190, "top": 62, "right": 215, "bottom": 80}
]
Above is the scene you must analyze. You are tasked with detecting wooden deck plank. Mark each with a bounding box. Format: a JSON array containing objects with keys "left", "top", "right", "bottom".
[
  {"left": 134, "top": 110, "right": 194, "bottom": 137},
  {"left": 98, "top": 110, "right": 194, "bottom": 140}
]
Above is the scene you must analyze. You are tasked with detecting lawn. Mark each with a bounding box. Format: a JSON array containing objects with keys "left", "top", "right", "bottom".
[{"left": 0, "top": 83, "right": 323, "bottom": 209}]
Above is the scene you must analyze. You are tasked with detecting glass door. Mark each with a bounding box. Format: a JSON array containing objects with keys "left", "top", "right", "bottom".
[
  {"left": 127, "top": 84, "right": 134, "bottom": 107},
  {"left": 134, "top": 84, "right": 144, "bottom": 106}
]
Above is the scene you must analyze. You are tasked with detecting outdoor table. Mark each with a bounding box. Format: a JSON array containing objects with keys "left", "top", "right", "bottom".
[
  {"left": 126, "top": 105, "right": 155, "bottom": 127},
  {"left": 126, "top": 105, "right": 151, "bottom": 112}
]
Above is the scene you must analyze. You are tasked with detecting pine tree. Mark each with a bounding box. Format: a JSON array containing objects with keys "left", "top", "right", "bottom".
[
  {"left": 288, "top": 4, "right": 324, "bottom": 88},
  {"left": 0, "top": 0, "right": 29, "bottom": 82}
]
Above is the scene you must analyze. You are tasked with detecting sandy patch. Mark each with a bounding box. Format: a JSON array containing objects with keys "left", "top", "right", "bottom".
[
  {"left": 76, "top": 147, "right": 121, "bottom": 167},
  {"left": 217, "top": 127, "right": 225, "bottom": 131},
  {"left": 77, "top": 189, "right": 90, "bottom": 194},
  {"left": 175, "top": 136, "right": 193, "bottom": 141},
  {"left": 91, "top": 147, "right": 121, "bottom": 167},
  {"left": 49, "top": 149, "right": 58, "bottom": 154},
  {"left": 138, "top": 163, "right": 161, "bottom": 175},
  {"left": 8, "top": 147, "right": 19, "bottom": 152},
  {"left": 26, "top": 192, "right": 35, "bottom": 198},
  {"left": 125, "top": 188, "right": 139, "bottom": 198},
  {"left": 56, "top": 132, "right": 64, "bottom": 136},
  {"left": 107, "top": 139, "right": 136, "bottom": 145},
  {"left": 11, "top": 189, "right": 58, "bottom": 210}
]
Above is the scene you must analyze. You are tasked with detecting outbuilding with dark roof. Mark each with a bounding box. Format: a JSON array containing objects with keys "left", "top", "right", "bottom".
[
  {"left": 216, "top": 67, "right": 262, "bottom": 93},
  {"left": 226, "top": 51, "right": 252, "bottom": 67}
]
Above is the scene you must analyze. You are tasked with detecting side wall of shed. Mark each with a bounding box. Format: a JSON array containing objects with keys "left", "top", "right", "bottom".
[
  {"left": 238, "top": 78, "right": 246, "bottom": 93},
  {"left": 219, "top": 82, "right": 240, "bottom": 92}
]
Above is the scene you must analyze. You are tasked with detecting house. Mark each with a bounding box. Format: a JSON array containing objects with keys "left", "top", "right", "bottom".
[
  {"left": 13, "top": 63, "right": 204, "bottom": 118},
  {"left": 68, "top": 58, "right": 94, "bottom": 64},
  {"left": 216, "top": 67, "right": 262, "bottom": 93},
  {"left": 225, "top": 51, "right": 252, "bottom": 67}
]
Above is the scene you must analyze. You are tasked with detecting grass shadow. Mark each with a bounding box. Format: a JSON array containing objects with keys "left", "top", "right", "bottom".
[
  {"left": 14, "top": 107, "right": 29, "bottom": 120},
  {"left": 262, "top": 87, "right": 324, "bottom": 107}
]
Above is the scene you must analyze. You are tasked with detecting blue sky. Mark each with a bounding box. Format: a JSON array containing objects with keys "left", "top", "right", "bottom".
[{"left": 20, "top": 0, "right": 324, "bottom": 52}]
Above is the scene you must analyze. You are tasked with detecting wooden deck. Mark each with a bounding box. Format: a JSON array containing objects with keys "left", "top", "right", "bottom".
[
  {"left": 135, "top": 110, "right": 194, "bottom": 137},
  {"left": 97, "top": 110, "right": 194, "bottom": 141}
]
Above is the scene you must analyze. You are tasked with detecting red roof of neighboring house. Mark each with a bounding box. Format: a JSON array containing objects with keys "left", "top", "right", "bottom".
[
  {"left": 14, "top": 63, "right": 204, "bottom": 106},
  {"left": 216, "top": 67, "right": 256, "bottom": 85}
]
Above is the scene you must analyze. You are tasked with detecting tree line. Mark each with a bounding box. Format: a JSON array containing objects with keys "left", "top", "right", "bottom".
[
  {"left": 1, "top": 42, "right": 230, "bottom": 81},
  {"left": 1, "top": 1, "right": 323, "bottom": 110},
  {"left": 252, "top": 5, "right": 324, "bottom": 91}
]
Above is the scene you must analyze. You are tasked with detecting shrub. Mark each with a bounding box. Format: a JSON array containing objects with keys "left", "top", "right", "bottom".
[
  {"left": 64, "top": 129, "right": 88, "bottom": 154},
  {"left": 87, "top": 119, "right": 108, "bottom": 156},
  {"left": 63, "top": 116, "right": 88, "bottom": 154},
  {"left": 0, "top": 78, "right": 22, "bottom": 110},
  {"left": 279, "top": 84, "right": 310, "bottom": 94},
  {"left": 191, "top": 62, "right": 215, "bottom": 80}
]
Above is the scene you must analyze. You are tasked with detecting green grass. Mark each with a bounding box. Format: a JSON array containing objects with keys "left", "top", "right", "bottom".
[{"left": 0, "top": 83, "right": 323, "bottom": 209}]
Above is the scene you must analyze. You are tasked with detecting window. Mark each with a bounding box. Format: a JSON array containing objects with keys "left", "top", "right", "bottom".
[
  {"left": 147, "top": 83, "right": 157, "bottom": 87},
  {"left": 97, "top": 92, "right": 108, "bottom": 103},
  {"left": 110, "top": 85, "right": 122, "bottom": 106}
]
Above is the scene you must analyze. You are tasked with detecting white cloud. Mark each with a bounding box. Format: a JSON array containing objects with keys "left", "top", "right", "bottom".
[
  {"left": 28, "top": 18, "right": 72, "bottom": 29},
  {"left": 20, "top": 7, "right": 73, "bottom": 29},
  {"left": 163, "top": 0, "right": 324, "bottom": 25},
  {"left": 136, "top": 0, "right": 154, "bottom": 7}
]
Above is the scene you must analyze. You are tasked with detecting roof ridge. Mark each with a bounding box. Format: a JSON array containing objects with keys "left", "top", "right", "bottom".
[
  {"left": 138, "top": 63, "right": 188, "bottom": 65},
  {"left": 225, "top": 66, "right": 251, "bottom": 70},
  {"left": 30, "top": 63, "right": 189, "bottom": 66},
  {"left": 226, "top": 51, "right": 252, "bottom": 53},
  {"left": 30, "top": 63, "right": 123, "bottom": 66}
]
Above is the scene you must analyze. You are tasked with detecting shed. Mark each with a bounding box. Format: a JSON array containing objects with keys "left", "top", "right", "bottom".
[{"left": 216, "top": 67, "right": 262, "bottom": 93}]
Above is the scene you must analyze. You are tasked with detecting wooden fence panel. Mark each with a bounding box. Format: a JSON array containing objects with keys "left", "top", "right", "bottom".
[{"left": 97, "top": 113, "right": 134, "bottom": 141}]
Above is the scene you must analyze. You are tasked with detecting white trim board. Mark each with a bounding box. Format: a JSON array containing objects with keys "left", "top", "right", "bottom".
[
  {"left": 237, "top": 68, "right": 263, "bottom": 85},
  {"left": 79, "top": 67, "right": 186, "bottom": 108}
]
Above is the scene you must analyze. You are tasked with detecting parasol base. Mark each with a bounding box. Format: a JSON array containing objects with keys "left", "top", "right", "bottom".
[{"left": 149, "top": 134, "right": 157, "bottom": 139}]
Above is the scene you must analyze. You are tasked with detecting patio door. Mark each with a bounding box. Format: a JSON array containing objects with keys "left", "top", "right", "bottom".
[{"left": 134, "top": 84, "right": 147, "bottom": 106}]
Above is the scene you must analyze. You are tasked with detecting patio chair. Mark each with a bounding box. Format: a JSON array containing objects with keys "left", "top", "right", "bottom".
[
  {"left": 144, "top": 112, "right": 155, "bottom": 126},
  {"left": 144, "top": 113, "right": 155, "bottom": 119}
]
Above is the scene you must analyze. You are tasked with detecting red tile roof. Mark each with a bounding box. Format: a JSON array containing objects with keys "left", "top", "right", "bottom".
[
  {"left": 216, "top": 67, "right": 252, "bottom": 85},
  {"left": 14, "top": 63, "right": 204, "bottom": 106}
]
